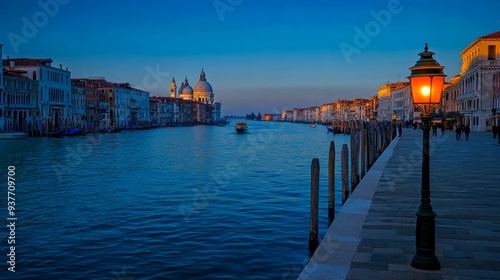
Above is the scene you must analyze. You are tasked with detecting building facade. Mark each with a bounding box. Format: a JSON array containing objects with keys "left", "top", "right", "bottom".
[
  {"left": 459, "top": 31, "right": 500, "bottom": 131},
  {"left": 174, "top": 69, "right": 221, "bottom": 123},
  {"left": 1, "top": 69, "right": 38, "bottom": 131},
  {"left": 390, "top": 84, "right": 411, "bottom": 121},
  {"left": 2, "top": 58, "right": 72, "bottom": 130},
  {"left": 70, "top": 82, "right": 86, "bottom": 128},
  {"left": 494, "top": 71, "right": 500, "bottom": 125}
]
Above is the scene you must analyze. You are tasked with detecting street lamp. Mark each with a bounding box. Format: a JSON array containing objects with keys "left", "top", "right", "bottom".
[{"left": 407, "top": 43, "right": 446, "bottom": 270}]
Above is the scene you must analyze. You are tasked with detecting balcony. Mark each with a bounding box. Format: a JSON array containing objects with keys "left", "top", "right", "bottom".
[{"left": 479, "top": 60, "right": 498, "bottom": 67}]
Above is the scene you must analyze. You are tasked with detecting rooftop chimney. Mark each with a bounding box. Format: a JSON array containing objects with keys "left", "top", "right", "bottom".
[{"left": 60, "top": 64, "right": 62, "bottom": 69}]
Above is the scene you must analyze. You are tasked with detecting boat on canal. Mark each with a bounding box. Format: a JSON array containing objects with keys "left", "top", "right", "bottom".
[
  {"left": 61, "top": 127, "right": 84, "bottom": 137},
  {"left": 42, "top": 129, "right": 65, "bottom": 137},
  {"left": 235, "top": 122, "right": 248, "bottom": 133},
  {"left": 0, "top": 131, "right": 28, "bottom": 140}
]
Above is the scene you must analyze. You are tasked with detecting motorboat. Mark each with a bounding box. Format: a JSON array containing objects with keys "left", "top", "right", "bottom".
[
  {"left": 0, "top": 131, "right": 28, "bottom": 140},
  {"left": 235, "top": 122, "right": 248, "bottom": 133},
  {"left": 310, "top": 123, "right": 317, "bottom": 128}
]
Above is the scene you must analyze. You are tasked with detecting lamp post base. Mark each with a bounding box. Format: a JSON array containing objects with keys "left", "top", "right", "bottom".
[
  {"left": 411, "top": 254, "right": 440, "bottom": 270},
  {"left": 411, "top": 212, "right": 441, "bottom": 270}
]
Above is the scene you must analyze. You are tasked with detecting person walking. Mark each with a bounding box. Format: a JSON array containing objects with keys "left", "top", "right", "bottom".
[
  {"left": 464, "top": 124, "right": 471, "bottom": 140},
  {"left": 432, "top": 123, "right": 438, "bottom": 137},
  {"left": 398, "top": 123, "right": 402, "bottom": 137},
  {"left": 455, "top": 125, "right": 462, "bottom": 140},
  {"left": 441, "top": 124, "right": 445, "bottom": 135},
  {"left": 493, "top": 124, "right": 498, "bottom": 139}
]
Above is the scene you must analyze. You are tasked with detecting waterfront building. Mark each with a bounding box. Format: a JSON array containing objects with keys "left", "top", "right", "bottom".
[
  {"left": 389, "top": 84, "right": 411, "bottom": 121},
  {"left": 1, "top": 68, "right": 38, "bottom": 131},
  {"left": 150, "top": 96, "right": 176, "bottom": 125},
  {"left": 173, "top": 69, "right": 221, "bottom": 123},
  {"left": 2, "top": 58, "right": 71, "bottom": 130},
  {"left": 377, "top": 82, "right": 410, "bottom": 121},
  {"left": 282, "top": 110, "right": 293, "bottom": 122},
  {"left": 0, "top": 44, "right": 3, "bottom": 92},
  {"left": 459, "top": 31, "right": 500, "bottom": 131},
  {"left": 367, "top": 95, "right": 378, "bottom": 120},
  {"left": 377, "top": 83, "right": 393, "bottom": 121},
  {"left": 494, "top": 71, "right": 500, "bottom": 125},
  {"left": 320, "top": 102, "right": 335, "bottom": 124},
  {"left": 352, "top": 98, "right": 370, "bottom": 121},
  {"left": 98, "top": 89, "right": 110, "bottom": 128},
  {"left": 0, "top": 44, "right": 4, "bottom": 130},
  {"left": 302, "top": 106, "right": 320, "bottom": 123},
  {"left": 70, "top": 82, "right": 86, "bottom": 128},
  {"left": 261, "top": 114, "right": 281, "bottom": 121},
  {"left": 71, "top": 79, "right": 100, "bottom": 129},
  {"left": 178, "top": 99, "right": 194, "bottom": 124},
  {"left": 334, "top": 100, "right": 354, "bottom": 121},
  {"left": 73, "top": 78, "right": 150, "bottom": 127},
  {"left": 440, "top": 75, "right": 462, "bottom": 128}
]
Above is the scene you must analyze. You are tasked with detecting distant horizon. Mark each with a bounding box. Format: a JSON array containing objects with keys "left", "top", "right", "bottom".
[{"left": 1, "top": 0, "right": 499, "bottom": 116}]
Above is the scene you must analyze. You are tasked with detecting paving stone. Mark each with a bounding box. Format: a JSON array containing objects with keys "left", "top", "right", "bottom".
[{"left": 301, "top": 130, "right": 500, "bottom": 279}]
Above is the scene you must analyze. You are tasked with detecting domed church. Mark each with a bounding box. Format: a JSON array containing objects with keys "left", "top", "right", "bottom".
[{"left": 169, "top": 69, "right": 221, "bottom": 123}]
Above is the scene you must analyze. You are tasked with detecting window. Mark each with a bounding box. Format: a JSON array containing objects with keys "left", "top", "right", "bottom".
[{"left": 488, "top": 45, "right": 496, "bottom": 60}]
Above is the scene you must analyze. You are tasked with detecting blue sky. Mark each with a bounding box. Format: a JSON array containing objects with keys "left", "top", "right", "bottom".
[{"left": 1, "top": 0, "right": 499, "bottom": 115}]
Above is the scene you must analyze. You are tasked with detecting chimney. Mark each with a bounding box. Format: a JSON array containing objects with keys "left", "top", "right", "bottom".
[{"left": 60, "top": 64, "right": 62, "bottom": 69}]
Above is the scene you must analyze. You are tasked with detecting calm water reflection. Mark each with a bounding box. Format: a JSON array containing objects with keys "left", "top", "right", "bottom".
[{"left": 0, "top": 120, "right": 351, "bottom": 279}]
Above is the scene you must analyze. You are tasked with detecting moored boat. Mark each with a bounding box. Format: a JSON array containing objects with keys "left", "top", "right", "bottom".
[
  {"left": 42, "top": 129, "right": 65, "bottom": 137},
  {"left": 235, "top": 122, "right": 248, "bottom": 133},
  {"left": 110, "top": 126, "right": 125, "bottom": 133},
  {"left": 0, "top": 131, "right": 28, "bottom": 140},
  {"left": 61, "top": 127, "right": 84, "bottom": 136}
]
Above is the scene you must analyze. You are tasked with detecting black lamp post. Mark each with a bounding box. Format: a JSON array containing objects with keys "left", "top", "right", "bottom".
[{"left": 407, "top": 43, "right": 446, "bottom": 270}]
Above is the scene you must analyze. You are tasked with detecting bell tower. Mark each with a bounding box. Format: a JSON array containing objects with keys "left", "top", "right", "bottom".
[{"left": 170, "top": 77, "right": 177, "bottom": 98}]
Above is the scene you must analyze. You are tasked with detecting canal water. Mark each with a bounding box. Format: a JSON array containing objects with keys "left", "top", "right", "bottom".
[{"left": 0, "top": 120, "right": 351, "bottom": 280}]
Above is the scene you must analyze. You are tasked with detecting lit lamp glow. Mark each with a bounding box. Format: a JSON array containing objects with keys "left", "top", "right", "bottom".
[{"left": 407, "top": 43, "right": 446, "bottom": 270}]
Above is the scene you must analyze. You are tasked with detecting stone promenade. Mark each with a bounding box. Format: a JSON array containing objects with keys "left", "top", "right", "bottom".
[{"left": 298, "top": 127, "right": 500, "bottom": 280}]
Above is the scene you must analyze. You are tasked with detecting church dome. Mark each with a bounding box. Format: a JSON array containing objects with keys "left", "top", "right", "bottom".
[
  {"left": 194, "top": 80, "right": 213, "bottom": 93},
  {"left": 179, "top": 77, "right": 193, "bottom": 99},
  {"left": 182, "top": 85, "right": 193, "bottom": 95},
  {"left": 193, "top": 69, "right": 214, "bottom": 103}
]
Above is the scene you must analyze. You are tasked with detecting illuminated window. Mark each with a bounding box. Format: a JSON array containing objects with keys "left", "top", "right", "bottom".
[{"left": 488, "top": 45, "right": 496, "bottom": 60}]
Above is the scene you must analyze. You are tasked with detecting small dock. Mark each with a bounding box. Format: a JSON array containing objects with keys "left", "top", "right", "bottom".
[{"left": 299, "top": 128, "right": 500, "bottom": 279}]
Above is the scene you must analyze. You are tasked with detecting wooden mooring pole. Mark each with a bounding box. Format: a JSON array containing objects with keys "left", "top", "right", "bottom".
[
  {"left": 309, "top": 158, "right": 320, "bottom": 253},
  {"left": 328, "top": 141, "right": 335, "bottom": 226},
  {"left": 351, "top": 130, "right": 360, "bottom": 191},
  {"left": 341, "top": 144, "right": 349, "bottom": 205}
]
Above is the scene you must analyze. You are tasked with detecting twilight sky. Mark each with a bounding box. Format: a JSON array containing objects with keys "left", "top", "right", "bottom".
[{"left": 1, "top": 0, "right": 499, "bottom": 115}]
